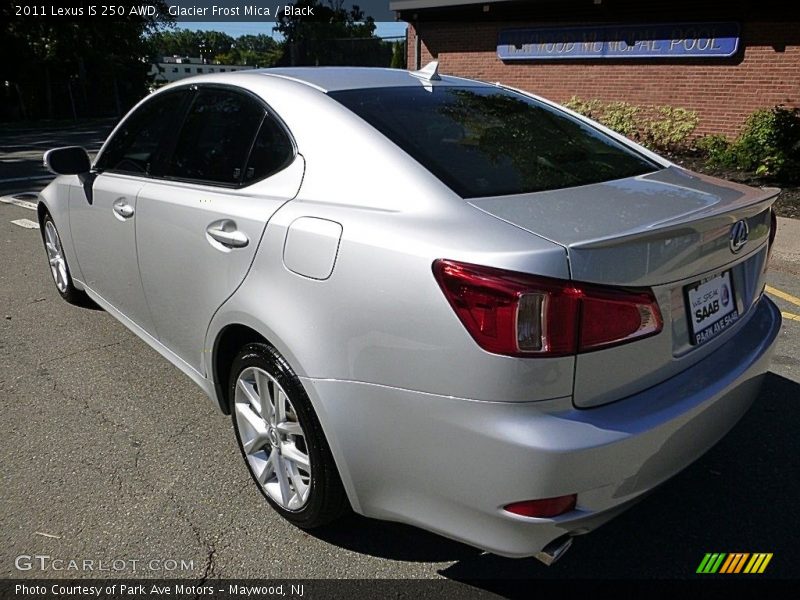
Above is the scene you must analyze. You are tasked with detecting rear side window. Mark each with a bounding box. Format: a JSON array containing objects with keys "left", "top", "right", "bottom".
[
  {"left": 96, "top": 90, "right": 188, "bottom": 175},
  {"left": 165, "top": 89, "right": 265, "bottom": 185},
  {"left": 243, "top": 115, "right": 295, "bottom": 183},
  {"left": 330, "top": 86, "right": 658, "bottom": 198}
]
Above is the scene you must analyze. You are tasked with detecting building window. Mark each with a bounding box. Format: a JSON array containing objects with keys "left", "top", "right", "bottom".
[
  {"left": 220, "top": 69, "right": 226, "bottom": 72},
  {"left": 197, "top": 68, "right": 203, "bottom": 73},
  {"left": 184, "top": 68, "right": 191, "bottom": 73},
  {"left": 172, "top": 67, "right": 178, "bottom": 73}
]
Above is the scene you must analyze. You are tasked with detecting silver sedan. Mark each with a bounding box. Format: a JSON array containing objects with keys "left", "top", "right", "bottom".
[{"left": 38, "top": 63, "right": 781, "bottom": 563}]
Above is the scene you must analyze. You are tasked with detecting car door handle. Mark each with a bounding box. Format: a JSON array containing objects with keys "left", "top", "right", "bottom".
[
  {"left": 206, "top": 220, "right": 249, "bottom": 249},
  {"left": 112, "top": 199, "right": 134, "bottom": 219}
]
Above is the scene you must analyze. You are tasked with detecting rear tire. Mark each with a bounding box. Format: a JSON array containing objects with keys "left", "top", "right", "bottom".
[
  {"left": 41, "top": 213, "right": 88, "bottom": 305},
  {"left": 229, "top": 342, "right": 349, "bottom": 528}
]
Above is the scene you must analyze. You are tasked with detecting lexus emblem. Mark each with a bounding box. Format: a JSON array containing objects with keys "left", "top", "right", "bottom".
[{"left": 729, "top": 220, "right": 749, "bottom": 253}]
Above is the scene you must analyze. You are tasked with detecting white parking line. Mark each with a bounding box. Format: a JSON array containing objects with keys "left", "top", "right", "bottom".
[
  {"left": 11, "top": 218, "right": 39, "bottom": 229},
  {"left": 0, "top": 196, "right": 38, "bottom": 210}
]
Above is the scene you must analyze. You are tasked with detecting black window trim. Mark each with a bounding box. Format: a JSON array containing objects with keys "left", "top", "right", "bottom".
[{"left": 94, "top": 83, "right": 297, "bottom": 191}]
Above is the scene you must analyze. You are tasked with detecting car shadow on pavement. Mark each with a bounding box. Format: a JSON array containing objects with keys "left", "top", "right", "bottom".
[
  {"left": 309, "top": 372, "right": 799, "bottom": 584},
  {"left": 311, "top": 514, "right": 482, "bottom": 563},
  {"left": 75, "top": 295, "right": 103, "bottom": 311}
]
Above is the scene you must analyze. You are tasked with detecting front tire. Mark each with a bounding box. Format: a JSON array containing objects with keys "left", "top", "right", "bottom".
[
  {"left": 42, "top": 213, "right": 87, "bottom": 305},
  {"left": 230, "top": 343, "right": 348, "bottom": 528}
]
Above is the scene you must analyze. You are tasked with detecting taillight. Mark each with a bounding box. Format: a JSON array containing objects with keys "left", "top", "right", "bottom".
[
  {"left": 433, "top": 259, "right": 662, "bottom": 357},
  {"left": 578, "top": 287, "right": 662, "bottom": 352}
]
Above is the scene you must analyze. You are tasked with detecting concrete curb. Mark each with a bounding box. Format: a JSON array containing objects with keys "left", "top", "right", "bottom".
[{"left": 774, "top": 217, "right": 800, "bottom": 264}]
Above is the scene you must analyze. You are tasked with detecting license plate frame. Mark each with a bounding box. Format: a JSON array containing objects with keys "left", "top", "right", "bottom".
[{"left": 685, "top": 271, "right": 739, "bottom": 346}]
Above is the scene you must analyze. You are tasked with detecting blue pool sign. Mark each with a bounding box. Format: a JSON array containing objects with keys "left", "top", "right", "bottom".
[{"left": 497, "top": 22, "right": 740, "bottom": 60}]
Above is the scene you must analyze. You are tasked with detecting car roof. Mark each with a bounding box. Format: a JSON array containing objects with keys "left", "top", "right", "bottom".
[{"left": 247, "top": 66, "right": 488, "bottom": 92}]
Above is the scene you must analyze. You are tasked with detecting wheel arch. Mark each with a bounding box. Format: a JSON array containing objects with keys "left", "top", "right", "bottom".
[
  {"left": 212, "top": 323, "right": 270, "bottom": 415},
  {"left": 210, "top": 320, "right": 362, "bottom": 513},
  {"left": 37, "top": 181, "right": 85, "bottom": 287},
  {"left": 37, "top": 200, "right": 52, "bottom": 242}
]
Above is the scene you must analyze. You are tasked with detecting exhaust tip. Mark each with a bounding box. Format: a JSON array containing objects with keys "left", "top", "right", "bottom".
[{"left": 535, "top": 535, "right": 573, "bottom": 566}]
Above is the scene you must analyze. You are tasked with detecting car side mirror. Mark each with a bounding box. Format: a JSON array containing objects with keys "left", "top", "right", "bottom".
[{"left": 43, "top": 146, "right": 91, "bottom": 175}]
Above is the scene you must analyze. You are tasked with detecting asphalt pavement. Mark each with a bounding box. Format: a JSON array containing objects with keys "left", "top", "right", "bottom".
[
  {"left": 1, "top": 123, "right": 799, "bottom": 588},
  {"left": 0, "top": 120, "right": 114, "bottom": 196}
]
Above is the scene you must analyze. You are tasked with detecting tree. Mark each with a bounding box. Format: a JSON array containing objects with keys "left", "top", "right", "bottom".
[
  {"left": 148, "top": 29, "right": 235, "bottom": 60},
  {"left": 236, "top": 34, "right": 281, "bottom": 55},
  {"left": 1, "top": 0, "right": 173, "bottom": 121},
  {"left": 149, "top": 30, "right": 281, "bottom": 67},
  {"left": 274, "top": 0, "right": 391, "bottom": 67},
  {"left": 238, "top": 34, "right": 282, "bottom": 66},
  {"left": 390, "top": 41, "right": 406, "bottom": 69}
]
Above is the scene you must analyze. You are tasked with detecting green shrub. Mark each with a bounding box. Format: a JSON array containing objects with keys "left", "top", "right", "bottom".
[
  {"left": 697, "top": 134, "right": 734, "bottom": 166},
  {"left": 565, "top": 98, "right": 800, "bottom": 179},
  {"left": 562, "top": 96, "right": 697, "bottom": 151},
  {"left": 563, "top": 96, "right": 603, "bottom": 120},
  {"left": 697, "top": 106, "right": 800, "bottom": 179},
  {"left": 601, "top": 102, "right": 641, "bottom": 139},
  {"left": 563, "top": 97, "right": 641, "bottom": 140},
  {"left": 642, "top": 106, "right": 699, "bottom": 152},
  {"left": 732, "top": 106, "right": 800, "bottom": 177}
]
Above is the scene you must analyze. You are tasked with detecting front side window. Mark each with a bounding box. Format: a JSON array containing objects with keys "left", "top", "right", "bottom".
[
  {"left": 165, "top": 88, "right": 265, "bottom": 185},
  {"left": 95, "top": 90, "right": 189, "bottom": 175},
  {"left": 330, "top": 86, "right": 658, "bottom": 198}
]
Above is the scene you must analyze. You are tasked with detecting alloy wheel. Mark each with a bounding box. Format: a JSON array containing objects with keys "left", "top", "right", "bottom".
[
  {"left": 233, "top": 366, "right": 312, "bottom": 511},
  {"left": 44, "top": 220, "right": 68, "bottom": 293}
]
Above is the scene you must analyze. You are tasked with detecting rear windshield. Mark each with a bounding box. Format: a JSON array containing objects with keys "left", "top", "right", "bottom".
[{"left": 329, "top": 86, "right": 659, "bottom": 198}]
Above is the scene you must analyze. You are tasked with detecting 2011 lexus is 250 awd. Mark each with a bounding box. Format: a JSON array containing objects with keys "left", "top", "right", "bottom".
[{"left": 39, "top": 63, "right": 781, "bottom": 563}]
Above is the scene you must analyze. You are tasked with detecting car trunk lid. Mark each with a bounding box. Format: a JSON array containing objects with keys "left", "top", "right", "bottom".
[
  {"left": 469, "top": 166, "right": 778, "bottom": 407},
  {"left": 469, "top": 166, "right": 777, "bottom": 287}
]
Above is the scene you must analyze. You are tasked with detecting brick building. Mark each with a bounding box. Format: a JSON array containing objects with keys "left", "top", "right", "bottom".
[{"left": 393, "top": 0, "right": 800, "bottom": 137}]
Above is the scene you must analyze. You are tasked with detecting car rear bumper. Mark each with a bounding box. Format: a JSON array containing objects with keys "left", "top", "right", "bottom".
[{"left": 302, "top": 296, "right": 781, "bottom": 558}]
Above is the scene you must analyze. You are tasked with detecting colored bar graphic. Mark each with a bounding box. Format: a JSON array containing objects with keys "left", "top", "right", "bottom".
[
  {"left": 698, "top": 552, "right": 773, "bottom": 574},
  {"left": 758, "top": 554, "right": 773, "bottom": 573},
  {"left": 711, "top": 553, "right": 726, "bottom": 573},
  {"left": 734, "top": 552, "right": 750, "bottom": 573},
  {"left": 697, "top": 553, "right": 714, "bottom": 573},
  {"left": 744, "top": 554, "right": 760, "bottom": 573},
  {"left": 719, "top": 554, "right": 735, "bottom": 573},
  {"left": 699, "top": 553, "right": 721, "bottom": 573},
  {"left": 733, "top": 553, "right": 749, "bottom": 573},
  {"left": 719, "top": 553, "right": 735, "bottom": 573}
]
